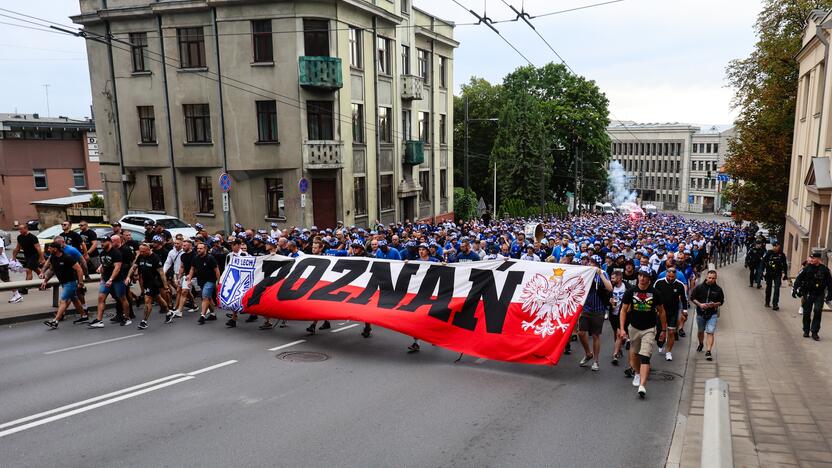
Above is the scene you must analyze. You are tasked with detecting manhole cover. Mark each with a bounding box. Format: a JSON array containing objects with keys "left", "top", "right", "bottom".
[
  {"left": 650, "top": 370, "right": 682, "bottom": 381},
  {"left": 276, "top": 351, "right": 329, "bottom": 362}
]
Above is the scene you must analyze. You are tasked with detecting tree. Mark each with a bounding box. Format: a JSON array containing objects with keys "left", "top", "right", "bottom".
[{"left": 725, "top": 0, "right": 832, "bottom": 228}]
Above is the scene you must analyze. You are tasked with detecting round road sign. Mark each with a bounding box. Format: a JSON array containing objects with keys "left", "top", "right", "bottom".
[
  {"left": 219, "top": 173, "right": 232, "bottom": 193},
  {"left": 299, "top": 177, "right": 309, "bottom": 194}
]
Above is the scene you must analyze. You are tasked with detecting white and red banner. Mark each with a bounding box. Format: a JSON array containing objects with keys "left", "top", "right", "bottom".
[{"left": 219, "top": 255, "right": 596, "bottom": 365}]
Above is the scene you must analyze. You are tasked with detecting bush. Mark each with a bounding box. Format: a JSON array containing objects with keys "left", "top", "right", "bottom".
[
  {"left": 453, "top": 187, "right": 478, "bottom": 222},
  {"left": 89, "top": 192, "right": 105, "bottom": 209}
]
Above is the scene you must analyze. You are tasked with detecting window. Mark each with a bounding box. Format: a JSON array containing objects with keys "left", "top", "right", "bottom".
[
  {"left": 129, "top": 32, "right": 148, "bottom": 72},
  {"left": 402, "top": 109, "right": 412, "bottom": 141},
  {"left": 72, "top": 169, "right": 86, "bottom": 188},
  {"left": 353, "top": 176, "right": 367, "bottom": 216},
  {"left": 439, "top": 114, "right": 447, "bottom": 145},
  {"left": 439, "top": 56, "right": 447, "bottom": 88},
  {"left": 440, "top": 168, "right": 448, "bottom": 199},
  {"left": 177, "top": 27, "right": 205, "bottom": 68},
  {"left": 149, "top": 175, "right": 165, "bottom": 211},
  {"left": 692, "top": 143, "right": 697, "bottom": 154},
  {"left": 419, "top": 111, "right": 430, "bottom": 143},
  {"left": 377, "top": 36, "right": 391, "bottom": 74},
  {"left": 183, "top": 104, "right": 211, "bottom": 143},
  {"left": 303, "top": 19, "right": 329, "bottom": 56},
  {"left": 197, "top": 176, "right": 213, "bottom": 213},
  {"left": 401, "top": 45, "right": 411, "bottom": 75},
  {"left": 138, "top": 106, "right": 156, "bottom": 143},
  {"left": 349, "top": 27, "right": 362, "bottom": 68},
  {"left": 420, "top": 170, "right": 431, "bottom": 201},
  {"left": 380, "top": 174, "right": 394, "bottom": 211},
  {"left": 714, "top": 143, "right": 719, "bottom": 153},
  {"left": 706, "top": 143, "right": 712, "bottom": 153},
  {"left": 256, "top": 100, "right": 278, "bottom": 142},
  {"left": 265, "top": 178, "right": 285, "bottom": 218},
  {"left": 252, "top": 20, "right": 273, "bottom": 63},
  {"left": 33, "top": 169, "right": 47, "bottom": 190},
  {"left": 351, "top": 103, "right": 364, "bottom": 143},
  {"left": 417, "top": 49, "right": 429, "bottom": 80},
  {"left": 402, "top": 0, "right": 410, "bottom": 14},
  {"left": 378, "top": 106, "right": 392, "bottom": 143},
  {"left": 307, "top": 101, "right": 334, "bottom": 140},
  {"left": 801, "top": 74, "right": 810, "bottom": 119}
]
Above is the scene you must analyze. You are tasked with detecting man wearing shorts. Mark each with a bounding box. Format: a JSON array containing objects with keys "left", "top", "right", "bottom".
[
  {"left": 577, "top": 256, "right": 612, "bottom": 371},
  {"left": 41, "top": 243, "right": 83, "bottom": 329},
  {"left": 653, "top": 266, "right": 687, "bottom": 362},
  {"left": 12, "top": 223, "right": 43, "bottom": 300},
  {"left": 619, "top": 266, "right": 667, "bottom": 399},
  {"left": 608, "top": 269, "right": 630, "bottom": 366},
  {"left": 89, "top": 236, "right": 131, "bottom": 328},
  {"left": 0, "top": 235, "right": 12, "bottom": 302},
  {"left": 691, "top": 270, "right": 725, "bottom": 361},
  {"left": 171, "top": 239, "right": 196, "bottom": 317},
  {"left": 188, "top": 242, "right": 221, "bottom": 325},
  {"left": 126, "top": 243, "right": 171, "bottom": 329}
]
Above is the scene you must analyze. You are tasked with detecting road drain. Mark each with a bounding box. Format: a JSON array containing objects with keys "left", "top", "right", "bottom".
[
  {"left": 276, "top": 351, "right": 329, "bottom": 362},
  {"left": 650, "top": 370, "right": 682, "bottom": 381}
]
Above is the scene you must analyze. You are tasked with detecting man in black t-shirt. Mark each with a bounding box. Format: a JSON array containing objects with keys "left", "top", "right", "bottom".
[
  {"left": 12, "top": 223, "right": 43, "bottom": 297},
  {"left": 40, "top": 243, "right": 83, "bottom": 329},
  {"left": 619, "top": 266, "right": 667, "bottom": 399},
  {"left": 126, "top": 244, "right": 171, "bottom": 329},
  {"left": 172, "top": 239, "right": 196, "bottom": 317},
  {"left": 188, "top": 242, "right": 221, "bottom": 324},
  {"left": 653, "top": 267, "right": 687, "bottom": 363},
  {"left": 78, "top": 220, "right": 99, "bottom": 271},
  {"left": 90, "top": 235, "right": 131, "bottom": 328}
]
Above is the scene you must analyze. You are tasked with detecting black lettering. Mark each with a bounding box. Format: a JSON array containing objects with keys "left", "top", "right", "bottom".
[
  {"left": 246, "top": 260, "right": 294, "bottom": 308},
  {"left": 308, "top": 259, "right": 369, "bottom": 302},
  {"left": 453, "top": 269, "right": 524, "bottom": 333},
  {"left": 397, "top": 265, "right": 454, "bottom": 321},
  {"left": 348, "top": 262, "right": 420, "bottom": 308},
  {"left": 277, "top": 257, "right": 329, "bottom": 301}
]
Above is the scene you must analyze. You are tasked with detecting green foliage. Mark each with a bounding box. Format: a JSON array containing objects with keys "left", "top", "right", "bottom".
[
  {"left": 724, "top": 0, "right": 832, "bottom": 229},
  {"left": 499, "top": 198, "right": 529, "bottom": 218},
  {"left": 453, "top": 78, "right": 503, "bottom": 201},
  {"left": 89, "top": 192, "right": 105, "bottom": 209},
  {"left": 453, "top": 187, "right": 478, "bottom": 222}
]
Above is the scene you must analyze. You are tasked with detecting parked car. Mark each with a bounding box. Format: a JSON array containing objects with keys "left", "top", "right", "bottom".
[
  {"left": 16, "top": 223, "right": 111, "bottom": 260},
  {"left": 719, "top": 209, "right": 732, "bottom": 217},
  {"left": 119, "top": 214, "right": 197, "bottom": 239}
]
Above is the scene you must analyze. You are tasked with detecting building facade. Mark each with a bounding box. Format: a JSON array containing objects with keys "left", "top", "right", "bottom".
[
  {"left": 0, "top": 113, "right": 100, "bottom": 228},
  {"left": 607, "top": 122, "right": 734, "bottom": 213},
  {"left": 785, "top": 10, "right": 832, "bottom": 276},
  {"left": 73, "top": 0, "right": 457, "bottom": 232}
]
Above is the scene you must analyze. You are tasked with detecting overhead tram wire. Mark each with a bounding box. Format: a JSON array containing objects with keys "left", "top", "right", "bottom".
[{"left": 449, "top": 0, "right": 534, "bottom": 66}]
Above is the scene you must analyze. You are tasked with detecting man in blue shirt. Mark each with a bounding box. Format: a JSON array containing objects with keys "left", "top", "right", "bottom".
[
  {"left": 375, "top": 240, "right": 401, "bottom": 260},
  {"left": 455, "top": 239, "right": 480, "bottom": 262}
]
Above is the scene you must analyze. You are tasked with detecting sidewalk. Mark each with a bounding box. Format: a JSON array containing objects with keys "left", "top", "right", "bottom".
[
  {"left": 0, "top": 288, "right": 63, "bottom": 325},
  {"left": 671, "top": 262, "right": 832, "bottom": 468}
]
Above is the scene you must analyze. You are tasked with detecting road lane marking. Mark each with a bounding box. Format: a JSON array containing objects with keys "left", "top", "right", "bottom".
[
  {"left": 43, "top": 333, "right": 144, "bottom": 355},
  {"left": 0, "top": 373, "right": 185, "bottom": 431},
  {"left": 330, "top": 323, "right": 359, "bottom": 333},
  {"left": 268, "top": 340, "right": 306, "bottom": 352},
  {"left": 0, "top": 376, "right": 194, "bottom": 438},
  {"left": 186, "top": 360, "right": 238, "bottom": 376}
]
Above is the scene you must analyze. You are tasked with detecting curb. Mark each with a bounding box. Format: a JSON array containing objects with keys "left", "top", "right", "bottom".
[
  {"left": 665, "top": 309, "right": 699, "bottom": 467},
  {"left": 1, "top": 303, "right": 118, "bottom": 326}
]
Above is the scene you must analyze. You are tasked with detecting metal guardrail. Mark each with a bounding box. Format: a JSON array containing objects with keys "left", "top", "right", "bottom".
[
  {"left": 701, "top": 378, "right": 732, "bottom": 468},
  {"left": 0, "top": 274, "right": 101, "bottom": 308}
]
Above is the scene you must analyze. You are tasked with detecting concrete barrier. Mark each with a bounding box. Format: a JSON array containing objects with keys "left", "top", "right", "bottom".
[{"left": 701, "top": 378, "right": 732, "bottom": 468}]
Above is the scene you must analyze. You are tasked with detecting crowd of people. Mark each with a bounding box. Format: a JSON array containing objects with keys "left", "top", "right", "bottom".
[{"left": 0, "top": 211, "right": 796, "bottom": 399}]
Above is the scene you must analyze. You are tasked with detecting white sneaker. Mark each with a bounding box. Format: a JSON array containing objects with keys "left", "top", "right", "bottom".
[
  {"left": 658, "top": 346, "right": 665, "bottom": 354},
  {"left": 638, "top": 385, "right": 647, "bottom": 398},
  {"left": 798, "top": 307, "right": 803, "bottom": 315},
  {"left": 665, "top": 352, "right": 673, "bottom": 361},
  {"left": 632, "top": 374, "right": 641, "bottom": 387},
  {"left": 9, "top": 292, "right": 22, "bottom": 303},
  {"left": 579, "top": 355, "right": 593, "bottom": 367},
  {"left": 591, "top": 362, "right": 599, "bottom": 371},
  {"left": 171, "top": 309, "right": 183, "bottom": 318}
]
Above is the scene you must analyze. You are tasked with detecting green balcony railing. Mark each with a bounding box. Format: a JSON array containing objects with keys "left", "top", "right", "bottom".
[
  {"left": 299, "top": 56, "right": 343, "bottom": 90},
  {"left": 404, "top": 140, "right": 425, "bottom": 165}
]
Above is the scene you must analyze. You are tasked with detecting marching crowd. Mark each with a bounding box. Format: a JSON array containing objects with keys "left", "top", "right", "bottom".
[{"left": 1, "top": 211, "right": 827, "bottom": 399}]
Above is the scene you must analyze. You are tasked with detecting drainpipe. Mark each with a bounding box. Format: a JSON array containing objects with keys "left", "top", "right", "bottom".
[
  {"left": 157, "top": 14, "right": 179, "bottom": 217},
  {"left": 430, "top": 35, "right": 436, "bottom": 222},
  {"left": 104, "top": 19, "right": 129, "bottom": 216},
  {"left": 211, "top": 7, "right": 231, "bottom": 234},
  {"left": 372, "top": 17, "right": 382, "bottom": 224}
]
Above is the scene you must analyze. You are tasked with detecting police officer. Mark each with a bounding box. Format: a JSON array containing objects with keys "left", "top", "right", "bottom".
[
  {"left": 745, "top": 240, "right": 765, "bottom": 289},
  {"left": 762, "top": 241, "right": 788, "bottom": 310},
  {"left": 792, "top": 251, "right": 832, "bottom": 341}
]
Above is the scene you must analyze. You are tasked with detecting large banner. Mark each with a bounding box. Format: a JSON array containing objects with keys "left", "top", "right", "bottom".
[{"left": 219, "top": 255, "right": 597, "bottom": 365}]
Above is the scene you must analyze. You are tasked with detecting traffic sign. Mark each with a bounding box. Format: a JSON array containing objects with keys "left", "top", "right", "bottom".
[
  {"left": 298, "top": 177, "right": 309, "bottom": 194},
  {"left": 301, "top": 193, "right": 307, "bottom": 208},
  {"left": 222, "top": 192, "right": 230, "bottom": 212},
  {"left": 219, "top": 173, "right": 232, "bottom": 193}
]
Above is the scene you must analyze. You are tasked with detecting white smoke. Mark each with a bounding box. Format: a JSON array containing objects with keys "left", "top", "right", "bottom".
[{"left": 607, "top": 161, "right": 638, "bottom": 206}]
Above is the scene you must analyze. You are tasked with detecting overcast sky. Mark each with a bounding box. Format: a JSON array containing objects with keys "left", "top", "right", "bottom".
[{"left": 0, "top": 0, "right": 761, "bottom": 125}]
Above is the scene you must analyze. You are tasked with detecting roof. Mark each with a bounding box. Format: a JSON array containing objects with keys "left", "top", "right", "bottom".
[
  {"left": 31, "top": 193, "right": 99, "bottom": 207},
  {"left": 0, "top": 113, "right": 94, "bottom": 131},
  {"left": 806, "top": 157, "right": 832, "bottom": 189}
]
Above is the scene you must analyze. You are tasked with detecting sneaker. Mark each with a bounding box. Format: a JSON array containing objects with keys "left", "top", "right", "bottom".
[
  {"left": 579, "top": 355, "right": 593, "bottom": 367},
  {"left": 110, "top": 315, "right": 123, "bottom": 323},
  {"left": 658, "top": 346, "right": 664, "bottom": 354},
  {"left": 121, "top": 319, "right": 132, "bottom": 326},
  {"left": 164, "top": 313, "right": 174, "bottom": 324},
  {"left": 804, "top": 331, "right": 811, "bottom": 338},
  {"left": 638, "top": 385, "right": 646, "bottom": 399},
  {"left": 632, "top": 374, "right": 641, "bottom": 387},
  {"left": 225, "top": 319, "right": 236, "bottom": 328},
  {"left": 696, "top": 343, "right": 704, "bottom": 352},
  {"left": 591, "top": 362, "right": 599, "bottom": 371},
  {"left": 772, "top": 306, "right": 779, "bottom": 311},
  {"left": 306, "top": 325, "right": 316, "bottom": 335},
  {"left": 186, "top": 306, "right": 199, "bottom": 313},
  {"left": 665, "top": 352, "right": 673, "bottom": 361},
  {"left": 73, "top": 316, "right": 90, "bottom": 324},
  {"left": 799, "top": 308, "right": 804, "bottom": 315},
  {"left": 205, "top": 313, "right": 216, "bottom": 321},
  {"left": 705, "top": 351, "right": 713, "bottom": 361},
  {"left": 678, "top": 329, "right": 686, "bottom": 338},
  {"left": 624, "top": 340, "right": 631, "bottom": 350},
  {"left": 612, "top": 354, "right": 620, "bottom": 366},
  {"left": 172, "top": 310, "right": 183, "bottom": 318},
  {"left": 408, "top": 342, "right": 421, "bottom": 353},
  {"left": 259, "top": 322, "right": 275, "bottom": 330},
  {"left": 245, "top": 314, "right": 258, "bottom": 323},
  {"left": 138, "top": 320, "right": 148, "bottom": 330},
  {"left": 43, "top": 319, "right": 58, "bottom": 329},
  {"left": 88, "top": 319, "right": 104, "bottom": 328},
  {"left": 564, "top": 343, "right": 572, "bottom": 355},
  {"left": 9, "top": 292, "right": 22, "bottom": 303},
  {"left": 624, "top": 367, "right": 635, "bottom": 378},
  {"left": 319, "top": 320, "right": 331, "bottom": 330},
  {"left": 764, "top": 303, "right": 770, "bottom": 308},
  {"left": 278, "top": 320, "right": 287, "bottom": 328},
  {"left": 198, "top": 315, "right": 206, "bottom": 325},
  {"left": 812, "top": 334, "right": 820, "bottom": 341}
]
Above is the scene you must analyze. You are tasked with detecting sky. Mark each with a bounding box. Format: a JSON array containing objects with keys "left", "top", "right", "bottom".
[{"left": 0, "top": 0, "right": 762, "bottom": 126}]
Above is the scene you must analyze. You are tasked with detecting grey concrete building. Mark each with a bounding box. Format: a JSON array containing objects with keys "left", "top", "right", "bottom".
[
  {"left": 72, "top": 0, "right": 457, "bottom": 232},
  {"left": 607, "top": 121, "right": 734, "bottom": 213}
]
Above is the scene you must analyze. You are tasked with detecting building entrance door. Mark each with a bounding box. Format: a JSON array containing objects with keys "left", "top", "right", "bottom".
[
  {"left": 312, "top": 178, "right": 337, "bottom": 229},
  {"left": 402, "top": 196, "right": 416, "bottom": 223},
  {"left": 703, "top": 196, "right": 715, "bottom": 213}
]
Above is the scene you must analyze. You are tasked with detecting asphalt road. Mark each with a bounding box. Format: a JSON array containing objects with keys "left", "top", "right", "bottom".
[{"left": 1, "top": 308, "right": 689, "bottom": 467}]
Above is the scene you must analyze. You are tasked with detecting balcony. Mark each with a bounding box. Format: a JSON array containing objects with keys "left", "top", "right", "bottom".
[
  {"left": 299, "top": 56, "right": 343, "bottom": 91},
  {"left": 404, "top": 140, "right": 425, "bottom": 165},
  {"left": 304, "top": 141, "right": 343, "bottom": 169},
  {"left": 401, "top": 74, "right": 424, "bottom": 100}
]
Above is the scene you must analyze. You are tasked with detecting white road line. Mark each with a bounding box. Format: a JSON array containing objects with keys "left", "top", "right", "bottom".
[
  {"left": 186, "top": 360, "right": 238, "bottom": 376},
  {"left": 0, "top": 373, "right": 185, "bottom": 431},
  {"left": 268, "top": 340, "right": 306, "bottom": 352},
  {"left": 0, "top": 376, "right": 194, "bottom": 439},
  {"left": 330, "top": 323, "right": 359, "bottom": 333},
  {"left": 43, "top": 333, "right": 144, "bottom": 355}
]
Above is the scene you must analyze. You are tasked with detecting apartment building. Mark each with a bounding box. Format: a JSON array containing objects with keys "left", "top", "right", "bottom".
[{"left": 72, "top": 0, "right": 457, "bottom": 231}]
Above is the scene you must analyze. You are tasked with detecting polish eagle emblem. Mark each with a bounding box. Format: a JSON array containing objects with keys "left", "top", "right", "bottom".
[{"left": 518, "top": 268, "right": 586, "bottom": 338}]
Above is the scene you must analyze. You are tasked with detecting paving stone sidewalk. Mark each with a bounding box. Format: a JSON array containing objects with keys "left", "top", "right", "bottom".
[{"left": 671, "top": 262, "right": 832, "bottom": 468}]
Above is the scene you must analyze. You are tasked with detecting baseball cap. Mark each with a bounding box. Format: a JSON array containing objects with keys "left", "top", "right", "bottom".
[
  {"left": 811, "top": 251, "right": 822, "bottom": 258},
  {"left": 144, "top": 220, "right": 155, "bottom": 226},
  {"left": 638, "top": 266, "right": 652, "bottom": 276},
  {"left": 152, "top": 235, "right": 164, "bottom": 243},
  {"left": 195, "top": 223, "right": 204, "bottom": 230}
]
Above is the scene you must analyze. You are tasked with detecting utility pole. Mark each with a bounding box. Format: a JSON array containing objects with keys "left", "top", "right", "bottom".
[
  {"left": 540, "top": 139, "right": 546, "bottom": 217},
  {"left": 42, "top": 84, "right": 51, "bottom": 116},
  {"left": 573, "top": 136, "right": 579, "bottom": 214},
  {"left": 464, "top": 96, "right": 469, "bottom": 192}
]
